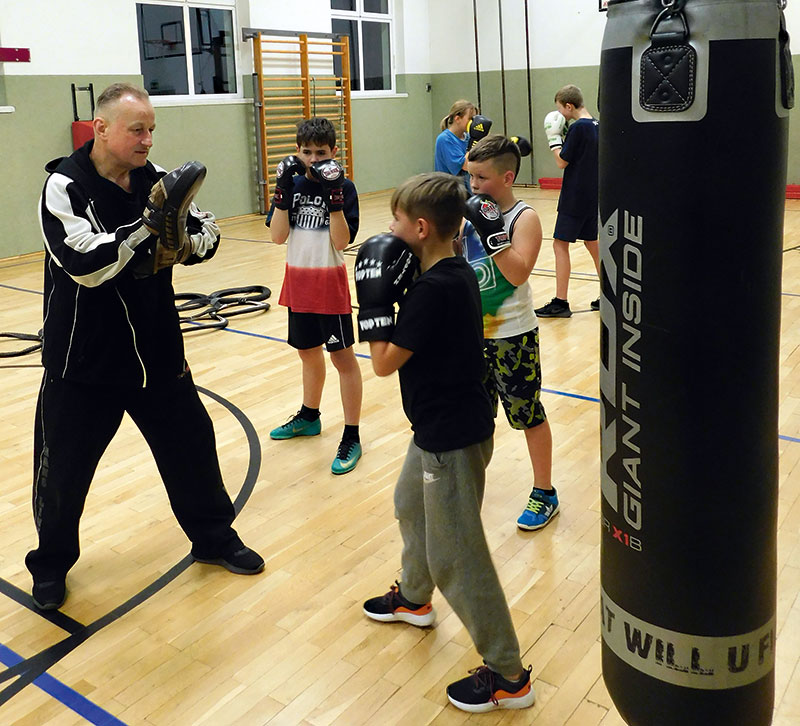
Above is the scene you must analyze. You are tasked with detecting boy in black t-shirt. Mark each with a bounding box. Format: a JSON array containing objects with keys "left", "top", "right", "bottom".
[
  {"left": 353, "top": 172, "right": 535, "bottom": 714},
  {"left": 536, "top": 84, "right": 601, "bottom": 318}
]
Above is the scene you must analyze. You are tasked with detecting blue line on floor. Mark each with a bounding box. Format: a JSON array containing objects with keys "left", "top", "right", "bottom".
[
  {"left": 541, "top": 387, "right": 599, "bottom": 403},
  {"left": 0, "top": 643, "right": 127, "bottom": 725},
  {"left": 215, "top": 326, "right": 800, "bottom": 441}
]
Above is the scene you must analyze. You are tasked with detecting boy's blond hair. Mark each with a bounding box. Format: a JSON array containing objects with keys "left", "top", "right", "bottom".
[
  {"left": 555, "top": 84, "right": 584, "bottom": 108},
  {"left": 391, "top": 173, "right": 467, "bottom": 240},
  {"left": 467, "top": 134, "right": 521, "bottom": 178}
]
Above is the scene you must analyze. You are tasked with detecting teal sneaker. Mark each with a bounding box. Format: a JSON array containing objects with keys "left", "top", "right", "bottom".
[
  {"left": 269, "top": 411, "right": 321, "bottom": 440},
  {"left": 517, "top": 487, "right": 559, "bottom": 530},
  {"left": 331, "top": 439, "right": 362, "bottom": 475}
]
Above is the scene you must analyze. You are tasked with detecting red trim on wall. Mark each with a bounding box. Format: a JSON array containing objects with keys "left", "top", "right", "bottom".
[{"left": 0, "top": 47, "right": 31, "bottom": 62}]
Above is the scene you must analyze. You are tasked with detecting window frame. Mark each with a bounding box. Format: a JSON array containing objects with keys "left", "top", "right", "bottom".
[
  {"left": 136, "top": 0, "right": 243, "bottom": 103},
  {"left": 330, "top": 0, "right": 396, "bottom": 96}
]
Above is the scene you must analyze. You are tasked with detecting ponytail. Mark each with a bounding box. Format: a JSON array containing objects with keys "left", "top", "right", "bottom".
[{"left": 440, "top": 99, "right": 476, "bottom": 132}]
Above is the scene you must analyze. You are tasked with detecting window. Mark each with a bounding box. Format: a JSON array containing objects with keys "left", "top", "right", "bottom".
[
  {"left": 136, "top": 2, "right": 237, "bottom": 98},
  {"left": 331, "top": 0, "right": 393, "bottom": 94}
]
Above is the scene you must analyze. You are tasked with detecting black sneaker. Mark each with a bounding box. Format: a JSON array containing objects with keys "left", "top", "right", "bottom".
[
  {"left": 363, "top": 581, "right": 436, "bottom": 626},
  {"left": 193, "top": 546, "right": 265, "bottom": 575},
  {"left": 534, "top": 297, "right": 572, "bottom": 318},
  {"left": 32, "top": 580, "right": 67, "bottom": 610},
  {"left": 447, "top": 664, "right": 535, "bottom": 713},
  {"left": 591, "top": 298, "right": 600, "bottom": 311}
]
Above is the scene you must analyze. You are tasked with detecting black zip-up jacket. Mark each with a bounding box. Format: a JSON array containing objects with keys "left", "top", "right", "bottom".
[{"left": 38, "top": 141, "right": 217, "bottom": 387}]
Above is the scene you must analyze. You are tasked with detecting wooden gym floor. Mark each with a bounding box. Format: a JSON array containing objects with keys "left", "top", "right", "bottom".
[{"left": 1, "top": 187, "right": 799, "bottom": 725}]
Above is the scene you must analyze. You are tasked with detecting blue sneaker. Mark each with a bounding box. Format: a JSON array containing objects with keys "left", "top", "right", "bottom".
[
  {"left": 517, "top": 487, "right": 559, "bottom": 530},
  {"left": 331, "top": 439, "right": 362, "bottom": 475},
  {"left": 269, "top": 411, "right": 321, "bottom": 440}
]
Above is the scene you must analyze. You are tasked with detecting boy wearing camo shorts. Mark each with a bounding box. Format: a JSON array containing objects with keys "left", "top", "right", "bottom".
[{"left": 461, "top": 134, "right": 558, "bottom": 530}]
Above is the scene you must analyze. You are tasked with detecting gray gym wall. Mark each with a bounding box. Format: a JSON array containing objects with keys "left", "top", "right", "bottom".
[{"left": 1, "top": 58, "right": 797, "bottom": 260}]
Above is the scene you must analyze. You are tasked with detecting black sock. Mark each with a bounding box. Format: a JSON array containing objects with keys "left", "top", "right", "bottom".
[
  {"left": 342, "top": 424, "right": 360, "bottom": 443},
  {"left": 533, "top": 486, "right": 556, "bottom": 496},
  {"left": 299, "top": 404, "right": 320, "bottom": 421}
]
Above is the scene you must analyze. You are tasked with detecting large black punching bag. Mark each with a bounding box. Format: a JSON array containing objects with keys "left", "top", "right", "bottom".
[{"left": 598, "top": 1, "right": 792, "bottom": 724}]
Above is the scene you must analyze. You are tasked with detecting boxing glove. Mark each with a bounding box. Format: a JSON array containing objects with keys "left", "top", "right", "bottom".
[
  {"left": 510, "top": 135, "right": 532, "bottom": 157},
  {"left": 310, "top": 159, "right": 345, "bottom": 212},
  {"left": 273, "top": 155, "right": 304, "bottom": 210},
  {"left": 543, "top": 110, "right": 567, "bottom": 150},
  {"left": 354, "top": 233, "right": 418, "bottom": 342},
  {"left": 464, "top": 194, "right": 511, "bottom": 257},
  {"left": 467, "top": 114, "right": 493, "bottom": 151}
]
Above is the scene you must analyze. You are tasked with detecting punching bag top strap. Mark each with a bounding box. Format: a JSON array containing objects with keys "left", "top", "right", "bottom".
[
  {"left": 649, "top": 0, "right": 688, "bottom": 45},
  {"left": 778, "top": 2, "right": 795, "bottom": 109},
  {"left": 640, "top": 0, "right": 696, "bottom": 112}
]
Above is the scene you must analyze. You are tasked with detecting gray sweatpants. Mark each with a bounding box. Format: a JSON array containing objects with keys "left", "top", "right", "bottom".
[{"left": 394, "top": 436, "right": 523, "bottom": 676}]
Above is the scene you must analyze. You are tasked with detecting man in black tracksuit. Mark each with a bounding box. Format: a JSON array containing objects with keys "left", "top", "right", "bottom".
[{"left": 28, "top": 82, "right": 263, "bottom": 611}]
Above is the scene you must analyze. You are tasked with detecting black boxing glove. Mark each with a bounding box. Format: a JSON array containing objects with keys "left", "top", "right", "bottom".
[
  {"left": 510, "top": 135, "right": 532, "bottom": 157},
  {"left": 354, "top": 233, "right": 418, "bottom": 342},
  {"left": 464, "top": 194, "right": 512, "bottom": 257},
  {"left": 310, "top": 159, "right": 345, "bottom": 212},
  {"left": 467, "top": 114, "right": 493, "bottom": 152},
  {"left": 273, "top": 155, "right": 304, "bottom": 211}
]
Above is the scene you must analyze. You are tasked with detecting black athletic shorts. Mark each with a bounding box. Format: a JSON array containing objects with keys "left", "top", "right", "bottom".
[
  {"left": 554, "top": 211, "right": 598, "bottom": 243},
  {"left": 287, "top": 309, "right": 355, "bottom": 352}
]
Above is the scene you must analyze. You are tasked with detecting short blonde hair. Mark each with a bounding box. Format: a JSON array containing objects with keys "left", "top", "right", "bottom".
[
  {"left": 555, "top": 84, "right": 584, "bottom": 108},
  {"left": 440, "top": 99, "right": 477, "bottom": 131},
  {"left": 391, "top": 173, "right": 466, "bottom": 240}
]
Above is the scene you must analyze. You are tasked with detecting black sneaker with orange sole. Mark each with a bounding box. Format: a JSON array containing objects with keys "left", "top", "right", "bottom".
[
  {"left": 446, "top": 664, "right": 535, "bottom": 713},
  {"left": 363, "top": 581, "right": 436, "bottom": 627}
]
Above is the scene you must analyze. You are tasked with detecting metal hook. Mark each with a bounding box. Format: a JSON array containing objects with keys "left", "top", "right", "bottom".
[{"left": 650, "top": 3, "right": 689, "bottom": 40}]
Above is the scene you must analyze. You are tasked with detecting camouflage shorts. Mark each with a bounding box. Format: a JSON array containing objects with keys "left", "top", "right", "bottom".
[{"left": 484, "top": 329, "right": 546, "bottom": 430}]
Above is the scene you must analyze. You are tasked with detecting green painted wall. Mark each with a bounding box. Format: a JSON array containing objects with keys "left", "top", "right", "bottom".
[
  {"left": 429, "top": 66, "right": 601, "bottom": 185},
  {"left": 0, "top": 74, "right": 256, "bottom": 259},
  {"left": 1, "top": 61, "right": 796, "bottom": 259},
  {"left": 350, "top": 73, "right": 434, "bottom": 194}
]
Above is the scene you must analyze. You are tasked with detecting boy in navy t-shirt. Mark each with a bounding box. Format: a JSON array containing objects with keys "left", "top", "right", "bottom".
[{"left": 536, "top": 85, "right": 601, "bottom": 318}]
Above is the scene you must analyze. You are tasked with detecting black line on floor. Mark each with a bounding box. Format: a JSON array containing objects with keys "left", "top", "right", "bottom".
[
  {"left": 0, "top": 580, "right": 84, "bottom": 634},
  {"left": 0, "top": 386, "right": 261, "bottom": 704}
]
